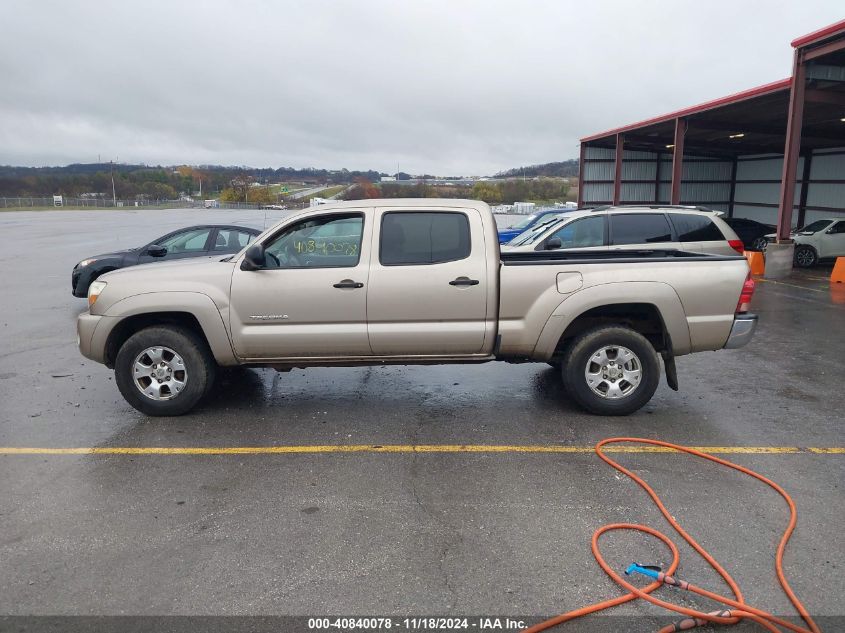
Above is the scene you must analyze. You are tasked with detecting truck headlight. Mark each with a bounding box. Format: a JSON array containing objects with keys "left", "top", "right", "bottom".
[{"left": 88, "top": 281, "right": 107, "bottom": 308}]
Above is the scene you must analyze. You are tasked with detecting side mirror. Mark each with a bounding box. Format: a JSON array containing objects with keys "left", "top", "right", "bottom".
[
  {"left": 546, "top": 237, "right": 563, "bottom": 250},
  {"left": 147, "top": 244, "right": 167, "bottom": 257},
  {"left": 241, "top": 243, "right": 266, "bottom": 270}
]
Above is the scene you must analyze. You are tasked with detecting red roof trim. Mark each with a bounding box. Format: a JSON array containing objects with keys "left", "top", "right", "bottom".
[
  {"left": 791, "top": 18, "right": 845, "bottom": 48},
  {"left": 580, "top": 78, "right": 791, "bottom": 143}
]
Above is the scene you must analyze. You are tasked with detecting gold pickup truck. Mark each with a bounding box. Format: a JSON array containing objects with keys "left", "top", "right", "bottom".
[{"left": 77, "top": 199, "right": 757, "bottom": 417}]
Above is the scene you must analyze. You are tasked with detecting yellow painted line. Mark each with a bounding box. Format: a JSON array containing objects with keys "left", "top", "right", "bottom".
[
  {"left": 0, "top": 445, "right": 839, "bottom": 455},
  {"left": 755, "top": 277, "right": 828, "bottom": 294},
  {"left": 807, "top": 447, "right": 845, "bottom": 454}
]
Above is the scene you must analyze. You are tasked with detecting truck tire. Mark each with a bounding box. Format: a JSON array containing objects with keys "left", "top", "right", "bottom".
[
  {"left": 561, "top": 326, "right": 660, "bottom": 416},
  {"left": 114, "top": 326, "right": 216, "bottom": 416}
]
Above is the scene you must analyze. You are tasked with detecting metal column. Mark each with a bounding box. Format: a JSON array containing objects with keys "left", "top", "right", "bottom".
[
  {"left": 670, "top": 118, "right": 686, "bottom": 205},
  {"left": 577, "top": 143, "right": 585, "bottom": 208},
  {"left": 776, "top": 50, "right": 807, "bottom": 240},
  {"left": 797, "top": 152, "right": 813, "bottom": 228},
  {"left": 654, "top": 152, "right": 662, "bottom": 203},
  {"left": 612, "top": 134, "right": 624, "bottom": 205},
  {"left": 728, "top": 158, "right": 738, "bottom": 218}
]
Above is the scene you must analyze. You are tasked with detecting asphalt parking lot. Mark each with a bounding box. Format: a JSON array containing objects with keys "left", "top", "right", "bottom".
[{"left": 1, "top": 209, "right": 843, "bottom": 631}]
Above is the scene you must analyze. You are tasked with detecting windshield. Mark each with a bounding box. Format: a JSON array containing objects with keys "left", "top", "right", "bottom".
[
  {"left": 509, "top": 213, "right": 540, "bottom": 231},
  {"left": 798, "top": 220, "right": 832, "bottom": 234},
  {"left": 508, "top": 215, "right": 570, "bottom": 246}
]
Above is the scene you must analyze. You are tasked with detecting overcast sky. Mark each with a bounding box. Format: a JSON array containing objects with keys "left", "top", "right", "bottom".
[{"left": 1, "top": 1, "right": 842, "bottom": 175}]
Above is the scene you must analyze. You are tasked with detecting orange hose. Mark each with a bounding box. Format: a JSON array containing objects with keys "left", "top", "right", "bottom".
[{"left": 521, "top": 438, "right": 820, "bottom": 633}]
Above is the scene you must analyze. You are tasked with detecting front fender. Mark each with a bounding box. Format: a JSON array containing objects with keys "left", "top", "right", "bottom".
[
  {"left": 532, "top": 281, "right": 692, "bottom": 361},
  {"left": 91, "top": 291, "right": 237, "bottom": 366}
]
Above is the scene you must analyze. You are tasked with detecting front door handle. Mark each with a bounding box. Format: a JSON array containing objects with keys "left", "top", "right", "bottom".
[
  {"left": 449, "top": 277, "right": 480, "bottom": 286},
  {"left": 333, "top": 279, "right": 364, "bottom": 289}
]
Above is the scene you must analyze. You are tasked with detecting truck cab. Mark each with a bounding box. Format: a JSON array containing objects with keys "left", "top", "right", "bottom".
[{"left": 229, "top": 200, "right": 499, "bottom": 359}]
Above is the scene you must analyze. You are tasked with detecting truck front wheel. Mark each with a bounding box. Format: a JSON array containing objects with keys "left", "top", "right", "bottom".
[
  {"left": 561, "top": 326, "right": 660, "bottom": 416},
  {"left": 114, "top": 326, "right": 216, "bottom": 416}
]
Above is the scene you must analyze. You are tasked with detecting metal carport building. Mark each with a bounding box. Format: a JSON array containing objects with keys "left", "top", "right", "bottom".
[{"left": 577, "top": 19, "right": 845, "bottom": 275}]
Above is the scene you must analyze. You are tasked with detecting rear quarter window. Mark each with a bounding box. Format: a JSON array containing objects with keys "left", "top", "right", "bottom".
[
  {"left": 669, "top": 214, "right": 725, "bottom": 242},
  {"left": 610, "top": 214, "right": 673, "bottom": 246}
]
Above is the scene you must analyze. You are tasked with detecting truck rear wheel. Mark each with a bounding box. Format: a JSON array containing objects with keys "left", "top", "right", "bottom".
[
  {"left": 114, "top": 326, "right": 216, "bottom": 416},
  {"left": 561, "top": 326, "right": 659, "bottom": 416}
]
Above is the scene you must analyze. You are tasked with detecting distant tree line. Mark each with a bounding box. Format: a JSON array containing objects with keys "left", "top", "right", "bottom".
[
  {"left": 343, "top": 177, "right": 570, "bottom": 204},
  {"left": 0, "top": 163, "right": 385, "bottom": 198},
  {"left": 218, "top": 175, "right": 276, "bottom": 204},
  {"left": 0, "top": 160, "right": 578, "bottom": 200},
  {"left": 494, "top": 160, "right": 579, "bottom": 179}
]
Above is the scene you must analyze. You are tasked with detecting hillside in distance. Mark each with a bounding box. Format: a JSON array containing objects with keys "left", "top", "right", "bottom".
[{"left": 495, "top": 160, "right": 579, "bottom": 179}]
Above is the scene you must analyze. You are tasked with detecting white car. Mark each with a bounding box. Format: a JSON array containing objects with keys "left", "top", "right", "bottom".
[
  {"left": 764, "top": 219, "right": 845, "bottom": 267},
  {"left": 501, "top": 206, "right": 744, "bottom": 256}
]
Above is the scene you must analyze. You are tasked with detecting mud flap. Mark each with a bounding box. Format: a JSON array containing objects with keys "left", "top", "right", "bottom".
[{"left": 662, "top": 352, "right": 679, "bottom": 391}]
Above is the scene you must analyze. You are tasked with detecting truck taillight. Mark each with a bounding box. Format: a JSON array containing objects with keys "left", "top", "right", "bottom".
[
  {"left": 728, "top": 239, "right": 745, "bottom": 254},
  {"left": 736, "top": 273, "right": 755, "bottom": 313}
]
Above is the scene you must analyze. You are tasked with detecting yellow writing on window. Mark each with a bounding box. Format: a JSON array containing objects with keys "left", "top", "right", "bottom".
[{"left": 294, "top": 240, "right": 358, "bottom": 256}]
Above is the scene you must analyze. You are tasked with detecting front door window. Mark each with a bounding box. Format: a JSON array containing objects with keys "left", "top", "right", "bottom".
[{"left": 264, "top": 214, "right": 363, "bottom": 268}]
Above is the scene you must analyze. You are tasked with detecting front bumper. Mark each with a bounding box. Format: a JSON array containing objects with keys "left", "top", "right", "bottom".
[
  {"left": 72, "top": 266, "right": 97, "bottom": 298},
  {"left": 72, "top": 267, "right": 83, "bottom": 297},
  {"left": 77, "top": 312, "right": 104, "bottom": 362},
  {"left": 724, "top": 313, "right": 758, "bottom": 349}
]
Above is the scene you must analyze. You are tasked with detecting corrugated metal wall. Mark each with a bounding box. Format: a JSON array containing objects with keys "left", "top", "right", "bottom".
[
  {"left": 582, "top": 145, "right": 845, "bottom": 224},
  {"left": 733, "top": 148, "right": 845, "bottom": 226},
  {"left": 805, "top": 150, "right": 845, "bottom": 224},
  {"left": 581, "top": 148, "right": 732, "bottom": 212}
]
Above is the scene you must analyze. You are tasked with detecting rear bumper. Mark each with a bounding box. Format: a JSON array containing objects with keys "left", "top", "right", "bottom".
[{"left": 724, "top": 313, "right": 758, "bottom": 349}]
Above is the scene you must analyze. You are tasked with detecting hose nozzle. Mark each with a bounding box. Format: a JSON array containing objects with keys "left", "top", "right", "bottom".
[{"left": 624, "top": 563, "right": 662, "bottom": 580}]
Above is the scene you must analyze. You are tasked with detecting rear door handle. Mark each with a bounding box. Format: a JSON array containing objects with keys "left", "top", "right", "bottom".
[
  {"left": 333, "top": 280, "right": 364, "bottom": 289},
  {"left": 449, "top": 277, "right": 480, "bottom": 286}
]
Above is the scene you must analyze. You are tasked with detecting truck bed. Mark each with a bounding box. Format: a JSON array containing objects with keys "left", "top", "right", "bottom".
[{"left": 496, "top": 249, "right": 749, "bottom": 359}]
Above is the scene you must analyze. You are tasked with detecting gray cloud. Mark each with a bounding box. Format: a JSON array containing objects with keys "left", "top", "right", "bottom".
[{"left": 1, "top": 0, "right": 842, "bottom": 174}]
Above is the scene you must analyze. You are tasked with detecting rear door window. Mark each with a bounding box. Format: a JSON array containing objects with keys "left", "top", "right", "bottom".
[
  {"left": 610, "top": 214, "right": 674, "bottom": 246},
  {"left": 669, "top": 214, "right": 724, "bottom": 242},
  {"left": 380, "top": 212, "right": 470, "bottom": 265}
]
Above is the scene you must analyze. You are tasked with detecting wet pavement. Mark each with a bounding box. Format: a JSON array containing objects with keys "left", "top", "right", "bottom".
[{"left": 0, "top": 209, "right": 843, "bottom": 627}]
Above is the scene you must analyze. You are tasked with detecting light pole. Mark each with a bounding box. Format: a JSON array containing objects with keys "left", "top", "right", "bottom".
[{"left": 110, "top": 160, "right": 117, "bottom": 206}]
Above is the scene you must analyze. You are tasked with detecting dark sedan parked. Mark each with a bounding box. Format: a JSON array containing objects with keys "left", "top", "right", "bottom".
[
  {"left": 72, "top": 224, "right": 261, "bottom": 297},
  {"left": 722, "top": 217, "right": 776, "bottom": 251}
]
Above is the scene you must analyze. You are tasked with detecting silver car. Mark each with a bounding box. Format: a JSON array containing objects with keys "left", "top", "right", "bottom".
[{"left": 502, "top": 206, "right": 745, "bottom": 256}]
